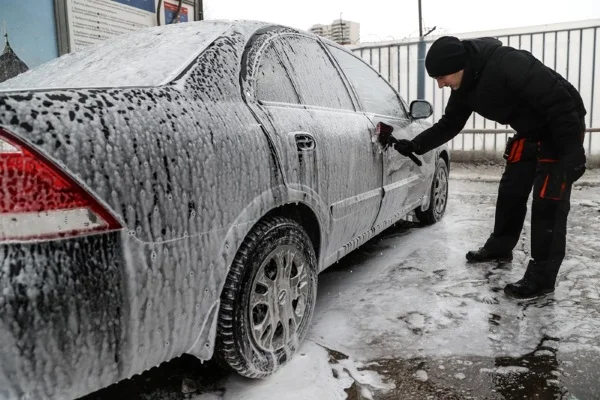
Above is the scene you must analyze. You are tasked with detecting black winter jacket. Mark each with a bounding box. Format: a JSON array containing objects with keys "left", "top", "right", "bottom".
[{"left": 412, "top": 37, "right": 587, "bottom": 157}]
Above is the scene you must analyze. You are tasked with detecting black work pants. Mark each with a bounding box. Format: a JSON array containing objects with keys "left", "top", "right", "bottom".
[{"left": 483, "top": 138, "right": 576, "bottom": 286}]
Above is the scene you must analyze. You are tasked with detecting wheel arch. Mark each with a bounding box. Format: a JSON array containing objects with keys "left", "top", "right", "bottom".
[
  {"left": 262, "top": 203, "right": 322, "bottom": 262},
  {"left": 415, "top": 153, "right": 450, "bottom": 225},
  {"left": 185, "top": 186, "right": 329, "bottom": 361},
  {"left": 439, "top": 149, "right": 450, "bottom": 169}
]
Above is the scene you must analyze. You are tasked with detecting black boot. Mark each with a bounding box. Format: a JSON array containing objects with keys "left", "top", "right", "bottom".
[
  {"left": 504, "top": 260, "right": 555, "bottom": 299},
  {"left": 466, "top": 247, "right": 513, "bottom": 263}
]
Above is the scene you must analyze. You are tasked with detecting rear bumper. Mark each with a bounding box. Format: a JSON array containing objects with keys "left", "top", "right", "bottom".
[{"left": 0, "top": 231, "right": 127, "bottom": 399}]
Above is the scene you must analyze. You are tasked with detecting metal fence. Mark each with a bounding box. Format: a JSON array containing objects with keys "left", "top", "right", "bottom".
[
  {"left": 445, "top": 128, "right": 600, "bottom": 166},
  {"left": 350, "top": 21, "right": 600, "bottom": 165}
]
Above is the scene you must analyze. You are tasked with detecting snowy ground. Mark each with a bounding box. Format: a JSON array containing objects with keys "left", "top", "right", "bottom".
[{"left": 81, "top": 163, "right": 600, "bottom": 400}]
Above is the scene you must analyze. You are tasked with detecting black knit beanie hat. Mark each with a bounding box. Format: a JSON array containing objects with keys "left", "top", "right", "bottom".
[{"left": 425, "top": 36, "right": 467, "bottom": 77}]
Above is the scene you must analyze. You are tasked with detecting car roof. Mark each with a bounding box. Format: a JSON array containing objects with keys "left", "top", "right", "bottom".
[
  {"left": 0, "top": 20, "right": 352, "bottom": 93},
  {"left": 0, "top": 20, "right": 274, "bottom": 92}
]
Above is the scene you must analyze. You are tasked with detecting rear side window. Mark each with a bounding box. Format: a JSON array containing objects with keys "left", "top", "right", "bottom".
[
  {"left": 328, "top": 45, "right": 406, "bottom": 118},
  {"left": 279, "top": 35, "right": 353, "bottom": 110},
  {"left": 256, "top": 41, "right": 300, "bottom": 104}
]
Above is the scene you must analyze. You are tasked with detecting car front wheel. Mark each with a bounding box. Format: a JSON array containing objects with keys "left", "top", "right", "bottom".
[
  {"left": 215, "top": 216, "right": 317, "bottom": 378},
  {"left": 415, "top": 157, "right": 449, "bottom": 225}
]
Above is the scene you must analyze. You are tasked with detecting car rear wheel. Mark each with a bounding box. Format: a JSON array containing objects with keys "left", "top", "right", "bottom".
[
  {"left": 215, "top": 216, "right": 317, "bottom": 378},
  {"left": 415, "top": 157, "right": 449, "bottom": 225}
]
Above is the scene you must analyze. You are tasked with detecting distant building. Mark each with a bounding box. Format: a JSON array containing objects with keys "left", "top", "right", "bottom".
[
  {"left": 309, "top": 19, "right": 360, "bottom": 45},
  {"left": 309, "top": 24, "right": 331, "bottom": 38},
  {"left": 0, "top": 33, "right": 29, "bottom": 83}
]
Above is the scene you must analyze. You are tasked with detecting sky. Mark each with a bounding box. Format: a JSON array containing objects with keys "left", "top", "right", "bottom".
[
  {"left": 0, "top": 0, "right": 58, "bottom": 68},
  {"left": 204, "top": 0, "right": 600, "bottom": 43}
]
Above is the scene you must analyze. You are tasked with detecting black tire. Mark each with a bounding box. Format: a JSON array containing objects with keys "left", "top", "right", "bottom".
[
  {"left": 215, "top": 216, "right": 318, "bottom": 378},
  {"left": 415, "top": 157, "right": 449, "bottom": 225}
]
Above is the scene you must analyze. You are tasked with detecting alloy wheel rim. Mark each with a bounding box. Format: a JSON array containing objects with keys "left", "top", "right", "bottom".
[
  {"left": 433, "top": 166, "right": 448, "bottom": 218},
  {"left": 249, "top": 245, "right": 310, "bottom": 352}
]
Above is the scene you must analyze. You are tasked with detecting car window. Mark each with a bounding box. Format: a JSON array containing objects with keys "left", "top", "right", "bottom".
[
  {"left": 256, "top": 41, "right": 300, "bottom": 104},
  {"left": 328, "top": 45, "right": 406, "bottom": 118},
  {"left": 279, "top": 35, "right": 354, "bottom": 110}
]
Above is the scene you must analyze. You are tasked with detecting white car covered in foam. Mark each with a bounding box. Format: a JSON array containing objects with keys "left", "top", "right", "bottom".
[{"left": 0, "top": 20, "right": 449, "bottom": 399}]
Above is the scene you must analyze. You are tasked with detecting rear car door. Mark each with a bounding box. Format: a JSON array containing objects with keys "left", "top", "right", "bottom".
[
  {"left": 326, "top": 45, "right": 433, "bottom": 228},
  {"left": 252, "top": 34, "right": 383, "bottom": 263}
]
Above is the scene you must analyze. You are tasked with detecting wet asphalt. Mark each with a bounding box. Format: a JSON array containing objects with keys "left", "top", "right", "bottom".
[{"left": 80, "top": 164, "right": 600, "bottom": 400}]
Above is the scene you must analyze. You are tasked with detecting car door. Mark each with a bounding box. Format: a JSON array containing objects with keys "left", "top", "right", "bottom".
[
  {"left": 326, "top": 44, "right": 433, "bottom": 228},
  {"left": 249, "top": 33, "right": 383, "bottom": 264}
]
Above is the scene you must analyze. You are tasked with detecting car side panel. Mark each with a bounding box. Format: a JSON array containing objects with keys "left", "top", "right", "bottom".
[
  {"left": 259, "top": 104, "right": 383, "bottom": 265},
  {"left": 366, "top": 115, "right": 436, "bottom": 229},
  {"left": 0, "top": 33, "right": 279, "bottom": 398},
  {"left": 243, "top": 34, "right": 384, "bottom": 267}
]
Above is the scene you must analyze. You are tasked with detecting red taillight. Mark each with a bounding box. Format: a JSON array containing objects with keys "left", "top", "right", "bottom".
[{"left": 0, "top": 128, "right": 122, "bottom": 242}]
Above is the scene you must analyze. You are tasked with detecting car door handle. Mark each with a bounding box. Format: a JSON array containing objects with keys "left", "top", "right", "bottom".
[{"left": 295, "top": 133, "right": 315, "bottom": 151}]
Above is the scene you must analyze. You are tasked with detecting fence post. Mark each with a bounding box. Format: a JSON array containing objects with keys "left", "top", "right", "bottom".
[{"left": 417, "top": 38, "right": 426, "bottom": 100}]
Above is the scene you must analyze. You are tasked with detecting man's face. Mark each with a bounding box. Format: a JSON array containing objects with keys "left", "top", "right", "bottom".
[{"left": 434, "top": 69, "right": 464, "bottom": 90}]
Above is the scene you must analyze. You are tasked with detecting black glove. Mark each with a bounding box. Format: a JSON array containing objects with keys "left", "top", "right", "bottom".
[
  {"left": 393, "top": 139, "right": 419, "bottom": 157},
  {"left": 559, "top": 147, "right": 586, "bottom": 183},
  {"left": 393, "top": 139, "right": 422, "bottom": 166}
]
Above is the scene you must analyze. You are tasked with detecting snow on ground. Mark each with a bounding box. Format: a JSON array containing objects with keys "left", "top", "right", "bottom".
[
  {"left": 85, "top": 163, "right": 600, "bottom": 400},
  {"left": 193, "top": 341, "right": 353, "bottom": 400},
  {"left": 309, "top": 163, "right": 600, "bottom": 360},
  {"left": 207, "top": 164, "right": 600, "bottom": 399}
]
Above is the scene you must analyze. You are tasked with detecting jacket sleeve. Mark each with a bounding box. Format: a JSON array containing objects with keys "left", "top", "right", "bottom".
[
  {"left": 412, "top": 93, "right": 472, "bottom": 155},
  {"left": 500, "top": 50, "right": 582, "bottom": 156}
]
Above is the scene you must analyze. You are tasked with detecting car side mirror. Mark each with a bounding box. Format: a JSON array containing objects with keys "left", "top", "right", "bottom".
[{"left": 410, "top": 100, "right": 433, "bottom": 120}]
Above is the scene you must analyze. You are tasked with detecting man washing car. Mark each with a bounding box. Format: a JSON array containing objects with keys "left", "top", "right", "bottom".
[{"left": 392, "top": 36, "right": 587, "bottom": 299}]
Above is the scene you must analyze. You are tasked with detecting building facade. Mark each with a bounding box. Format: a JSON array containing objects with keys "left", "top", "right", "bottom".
[{"left": 309, "top": 19, "right": 360, "bottom": 45}]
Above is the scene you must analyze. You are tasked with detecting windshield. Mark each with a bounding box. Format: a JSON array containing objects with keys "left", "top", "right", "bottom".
[{"left": 0, "top": 21, "right": 231, "bottom": 91}]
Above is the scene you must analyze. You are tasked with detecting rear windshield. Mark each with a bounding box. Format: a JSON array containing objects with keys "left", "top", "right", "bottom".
[{"left": 0, "top": 21, "right": 230, "bottom": 91}]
